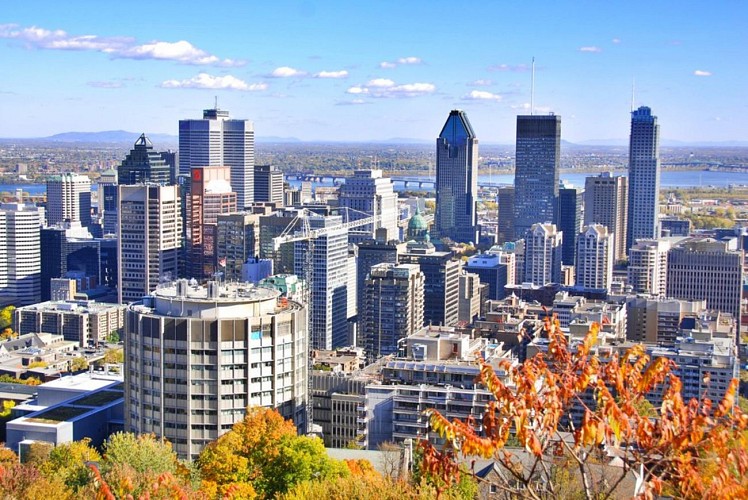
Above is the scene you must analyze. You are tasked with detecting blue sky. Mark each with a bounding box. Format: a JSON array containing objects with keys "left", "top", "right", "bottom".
[{"left": 0, "top": 1, "right": 745, "bottom": 143}]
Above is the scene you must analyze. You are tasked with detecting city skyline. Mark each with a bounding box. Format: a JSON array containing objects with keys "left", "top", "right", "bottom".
[{"left": 0, "top": 1, "right": 744, "bottom": 143}]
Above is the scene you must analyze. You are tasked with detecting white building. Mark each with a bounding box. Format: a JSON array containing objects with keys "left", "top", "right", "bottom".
[
  {"left": 46, "top": 173, "right": 91, "bottom": 228},
  {"left": 117, "top": 184, "right": 182, "bottom": 304},
  {"left": 0, "top": 201, "right": 43, "bottom": 306},
  {"left": 575, "top": 224, "right": 614, "bottom": 292},
  {"left": 125, "top": 280, "right": 309, "bottom": 460},
  {"left": 179, "top": 107, "right": 255, "bottom": 209},
  {"left": 523, "top": 223, "right": 562, "bottom": 286},
  {"left": 627, "top": 238, "right": 672, "bottom": 297},
  {"left": 338, "top": 170, "right": 399, "bottom": 244}
]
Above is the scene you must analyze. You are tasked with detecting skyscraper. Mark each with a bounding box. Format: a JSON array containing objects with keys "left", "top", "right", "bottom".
[
  {"left": 575, "top": 224, "right": 614, "bottom": 293},
  {"left": 627, "top": 239, "right": 671, "bottom": 297},
  {"left": 179, "top": 107, "right": 255, "bottom": 209},
  {"left": 338, "top": 170, "right": 399, "bottom": 244},
  {"left": 434, "top": 110, "right": 479, "bottom": 243},
  {"left": 523, "top": 223, "right": 562, "bottom": 286},
  {"left": 216, "top": 212, "right": 260, "bottom": 282},
  {"left": 253, "top": 165, "right": 284, "bottom": 206},
  {"left": 626, "top": 106, "right": 661, "bottom": 249},
  {"left": 118, "top": 134, "right": 172, "bottom": 186},
  {"left": 0, "top": 201, "right": 43, "bottom": 306},
  {"left": 117, "top": 184, "right": 182, "bottom": 303},
  {"left": 584, "top": 172, "right": 628, "bottom": 261},
  {"left": 557, "top": 183, "right": 583, "bottom": 266},
  {"left": 362, "top": 263, "right": 424, "bottom": 361},
  {"left": 513, "top": 114, "right": 561, "bottom": 238},
  {"left": 496, "top": 186, "right": 515, "bottom": 244},
  {"left": 46, "top": 173, "right": 92, "bottom": 228},
  {"left": 186, "top": 166, "right": 237, "bottom": 280}
]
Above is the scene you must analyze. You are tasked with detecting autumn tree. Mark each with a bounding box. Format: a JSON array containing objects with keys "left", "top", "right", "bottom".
[
  {"left": 39, "top": 438, "right": 101, "bottom": 492},
  {"left": 198, "top": 406, "right": 349, "bottom": 498},
  {"left": 0, "top": 306, "right": 14, "bottom": 331},
  {"left": 422, "top": 318, "right": 748, "bottom": 499}
]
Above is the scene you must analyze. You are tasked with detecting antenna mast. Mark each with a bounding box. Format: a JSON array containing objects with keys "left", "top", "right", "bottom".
[
  {"left": 214, "top": 95, "right": 219, "bottom": 110},
  {"left": 630, "top": 78, "right": 635, "bottom": 112},
  {"left": 530, "top": 57, "right": 535, "bottom": 115}
]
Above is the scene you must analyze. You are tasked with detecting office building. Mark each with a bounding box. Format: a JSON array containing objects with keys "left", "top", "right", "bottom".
[
  {"left": 434, "top": 110, "right": 479, "bottom": 243},
  {"left": 117, "top": 184, "right": 182, "bottom": 304},
  {"left": 626, "top": 296, "right": 708, "bottom": 344},
  {"left": 458, "top": 270, "right": 482, "bottom": 324},
  {"left": 356, "top": 237, "right": 403, "bottom": 314},
  {"left": 523, "top": 223, "right": 562, "bottom": 286},
  {"left": 253, "top": 165, "right": 284, "bottom": 206},
  {"left": 186, "top": 166, "right": 238, "bottom": 280},
  {"left": 465, "top": 252, "right": 511, "bottom": 300},
  {"left": 338, "top": 170, "right": 399, "bottom": 243},
  {"left": 362, "top": 263, "right": 424, "bottom": 360},
  {"left": 117, "top": 134, "right": 172, "bottom": 186},
  {"left": 575, "top": 224, "right": 614, "bottom": 293},
  {"left": 46, "top": 173, "right": 91, "bottom": 228},
  {"left": 627, "top": 239, "right": 672, "bottom": 297},
  {"left": 15, "top": 299, "right": 125, "bottom": 347},
  {"left": 179, "top": 107, "right": 255, "bottom": 209},
  {"left": 216, "top": 212, "right": 260, "bottom": 282},
  {"left": 513, "top": 115, "right": 561, "bottom": 238},
  {"left": 259, "top": 208, "right": 305, "bottom": 274},
  {"left": 125, "top": 280, "right": 308, "bottom": 460},
  {"left": 627, "top": 106, "right": 661, "bottom": 249},
  {"left": 557, "top": 184, "right": 583, "bottom": 266},
  {"left": 0, "top": 201, "right": 43, "bottom": 306},
  {"left": 294, "top": 215, "right": 349, "bottom": 350},
  {"left": 496, "top": 186, "right": 515, "bottom": 244},
  {"left": 584, "top": 173, "right": 628, "bottom": 261},
  {"left": 660, "top": 216, "right": 691, "bottom": 237},
  {"left": 666, "top": 238, "right": 743, "bottom": 329},
  {"left": 40, "top": 223, "right": 101, "bottom": 301},
  {"left": 98, "top": 170, "right": 119, "bottom": 236}
]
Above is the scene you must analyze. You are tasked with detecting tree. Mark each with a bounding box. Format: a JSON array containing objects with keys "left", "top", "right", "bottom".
[
  {"left": 0, "top": 400, "right": 15, "bottom": 418},
  {"left": 39, "top": 438, "right": 101, "bottom": 492},
  {"left": 198, "top": 407, "right": 349, "bottom": 498},
  {"left": 422, "top": 318, "right": 748, "bottom": 499},
  {"left": 102, "top": 433, "right": 178, "bottom": 477},
  {"left": 100, "top": 348, "right": 124, "bottom": 365},
  {"left": 0, "top": 328, "right": 16, "bottom": 341},
  {"left": 70, "top": 356, "right": 89, "bottom": 372},
  {"left": 27, "top": 360, "right": 48, "bottom": 369},
  {"left": 106, "top": 331, "right": 120, "bottom": 344},
  {"left": 0, "top": 306, "right": 14, "bottom": 331}
]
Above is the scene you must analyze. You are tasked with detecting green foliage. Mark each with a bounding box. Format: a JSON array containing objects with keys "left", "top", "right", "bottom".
[
  {"left": 278, "top": 474, "right": 422, "bottom": 500},
  {"left": 70, "top": 357, "right": 89, "bottom": 372},
  {"left": 0, "top": 306, "right": 15, "bottom": 331},
  {"left": 27, "top": 360, "right": 48, "bottom": 369},
  {"left": 100, "top": 348, "right": 124, "bottom": 365},
  {"left": 106, "top": 331, "right": 120, "bottom": 344},
  {"left": 102, "top": 432, "right": 178, "bottom": 477},
  {"left": 0, "top": 400, "right": 15, "bottom": 418},
  {"left": 0, "top": 374, "right": 41, "bottom": 386},
  {"left": 39, "top": 438, "right": 101, "bottom": 491}
]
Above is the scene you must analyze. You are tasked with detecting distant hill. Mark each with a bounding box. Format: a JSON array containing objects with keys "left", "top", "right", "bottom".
[
  {"left": 44, "top": 130, "right": 177, "bottom": 144},
  {"left": 256, "top": 136, "right": 303, "bottom": 143}
]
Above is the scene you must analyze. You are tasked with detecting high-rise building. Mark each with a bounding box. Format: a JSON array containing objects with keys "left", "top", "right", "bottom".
[
  {"left": 465, "top": 252, "right": 512, "bottom": 300},
  {"left": 398, "top": 241, "right": 460, "bottom": 327},
  {"left": 216, "top": 212, "right": 260, "bottom": 282},
  {"left": 179, "top": 107, "right": 255, "bottom": 209},
  {"left": 557, "top": 183, "right": 583, "bottom": 266},
  {"left": 626, "top": 106, "right": 661, "bottom": 249},
  {"left": 0, "top": 201, "right": 43, "bottom": 306},
  {"left": 496, "top": 186, "right": 515, "bottom": 244},
  {"left": 458, "top": 271, "right": 482, "bottom": 324},
  {"left": 40, "top": 223, "right": 101, "bottom": 301},
  {"left": 355, "top": 237, "right": 403, "bottom": 317},
  {"left": 627, "top": 239, "right": 671, "bottom": 297},
  {"left": 362, "top": 263, "right": 424, "bottom": 360},
  {"left": 523, "top": 223, "right": 562, "bottom": 286},
  {"left": 434, "top": 110, "right": 479, "bottom": 243},
  {"left": 117, "top": 184, "right": 182, "bottom": 304},
  {"left": 294, "top": 215, "right": 349, "bottom": 350},
  {"left": 118, "top": 134, "right": 172, "bottom": 186},
  {"left": 338, "top": 170, "right": 399, "bottom": 244},
  {"left": 125, "top": 280, "right": 308, "bottom": 460},
  {"left": 46, "top": 173, "right": 92, "bottom": 228},
  {"left": 186, "top": 166, "right": 237, "bottom": 280},
  {"left": 259, "top": 208, "right": 304, "bottom": 274},
  {"left": 99, "top": 170, "right": 119, "bottom": 236},
  {"left": 253, "top": 165, "right": 284, "bottom": 206},
  {"left": 626, "top": 296, "right": 707, "bottom": 344},
  {"left": 513, "top": 115, "right": 561, "bottom": 238},
  {"left": 584, "top": 172, "right": 628, "bottom": 261},
  {"left": 575, "top": 224, "right": 614, "bottom": 293},
  {"left": 666, "top": 238, "right": 743, "bottom": 331}
]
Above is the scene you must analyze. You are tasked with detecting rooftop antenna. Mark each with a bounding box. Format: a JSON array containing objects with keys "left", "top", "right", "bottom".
[
  {"left": 214, "top": 95, "right": 219, "bottom": 110},
  {"left": 530, "top": 57, "right": 536, "bottom": 115},
  {"left": 630, "top": 78, "right": 635, "bottom": 112}
]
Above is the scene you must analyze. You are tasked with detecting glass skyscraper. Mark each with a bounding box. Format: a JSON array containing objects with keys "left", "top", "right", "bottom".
[
  {"left": 434, "top": 110, "right": 479, "bottom": 244},
  {"left": 626, "top": 106, "right": 661, "bottom": 249},
  {"left": 179, "top": 108, "right": 255, "bottom": 209},
  {"left": 513, "top": 114, "right": 561, "bottom": 239}
]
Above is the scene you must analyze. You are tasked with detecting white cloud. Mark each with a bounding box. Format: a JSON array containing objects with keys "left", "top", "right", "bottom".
[
  {"left": 612, "top": 38, "right": 621, "bottom": 44},
  {"left": 462, "top": 90, "right": 502, "bottom": 101},
  {"left": 511, "top": 103, "right": 531, "bottom": 110},
  {"left": 160, "top": 73, "right": 267, "bottom": 91},
  {"left": 336, "top": 98, "right": 368, "bottom": 106},
  {"left": 379, "top": 56, "right": 422, "bottom": 68},
  {"left": 348, "top": 79, "right": 435, "bottom": 98},
  {"left": 470, "top": 79, "right": 493, "bottom": 86},
  {"left": 88, "top": 80, "right": 123, "bottom": 89},
  {"left": 270, "top": 66, "right": 307, "bottom": 78},
  {"left": 314, "top": 70, "right": 349, "bottom": 78},
  {"left": 579, "top": 46, "right": 602, "bottom": 53},
  {"left": 693, "top": 70, "right": 712, "bottom": 77},
  {"left": 0, "top": 23, "right": 241, "bottom": 66},
  {"left": 488, "top": 63, "right": 530, "bottom": 72}
]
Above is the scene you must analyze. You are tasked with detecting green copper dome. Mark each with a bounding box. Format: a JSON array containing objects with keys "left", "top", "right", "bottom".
[{"left": 407, "top": 205, "right": 430, "bottom": 242}]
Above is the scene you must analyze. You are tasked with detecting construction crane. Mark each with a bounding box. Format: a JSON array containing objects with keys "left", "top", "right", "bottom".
[{"left": 271, "top": 206, "right": 381, "bottom": 434}]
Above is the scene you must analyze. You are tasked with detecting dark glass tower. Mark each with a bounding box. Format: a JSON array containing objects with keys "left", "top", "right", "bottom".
[
  {"left": 626, "top": 106, "right": 661, "bottom": 249},
  {"left": 117, "top": 134, "right": 172, "bottom": 185},
  {"left": 434, "top": 110, "right": 479, "bottom": 243},
  {"left": 557, "top": 184, "right": 583, "bottom": 266},
  {"left": 513, "top": 114, "right": 561, "bottom": 239}
]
